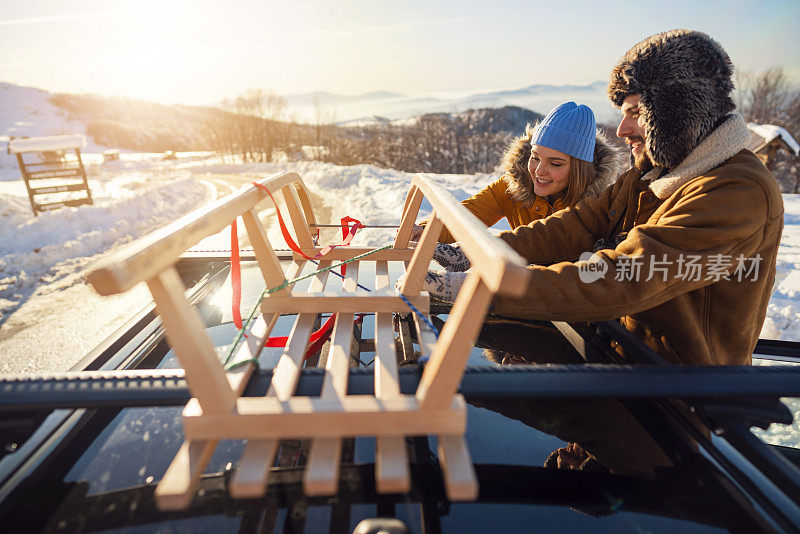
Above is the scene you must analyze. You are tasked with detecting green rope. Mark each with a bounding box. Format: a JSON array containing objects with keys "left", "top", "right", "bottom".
[{"left": 223, "top": 244, "right": 393, "bottom": 370}]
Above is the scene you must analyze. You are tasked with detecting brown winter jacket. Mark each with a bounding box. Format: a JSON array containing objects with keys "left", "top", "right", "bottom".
[
  {"left": 427, "top": 131, "right": 623, "bottom": 243},
  {"left": 493, "top": 114, "right": 783, "bottom": 366}
]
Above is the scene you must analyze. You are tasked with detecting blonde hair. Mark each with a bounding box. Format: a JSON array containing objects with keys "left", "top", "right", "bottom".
[{"left": 560, "top": 156, "right": 596, "bottom": 207}]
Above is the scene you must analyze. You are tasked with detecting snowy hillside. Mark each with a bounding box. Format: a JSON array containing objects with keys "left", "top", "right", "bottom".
[{"left": 0, "top": 83, "right": 110, "bottom": 177}]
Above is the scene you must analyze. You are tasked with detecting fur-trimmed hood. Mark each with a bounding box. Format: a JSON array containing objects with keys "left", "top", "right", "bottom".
[
  {"left": 608, "top": 29, "right": 736, "bottom": 170},
  {"left": 500, "top": 124, "right": 624, "bottom": 206},
  {"left": 644, "top": 113, "right": 751, "bottom": 199}
]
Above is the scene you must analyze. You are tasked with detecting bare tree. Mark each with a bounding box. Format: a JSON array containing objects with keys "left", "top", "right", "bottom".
[{"left": 214, "top": 89, "right": 289, "bottom": 163}]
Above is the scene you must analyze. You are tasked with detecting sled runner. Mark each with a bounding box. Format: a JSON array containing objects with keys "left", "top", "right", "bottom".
[{"left": 86, "top": 171, "right": 530, "bottom": 510}]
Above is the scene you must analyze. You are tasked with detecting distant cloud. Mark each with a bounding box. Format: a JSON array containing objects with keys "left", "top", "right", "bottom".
[
  {"left": 0, "top": 12, "right": 119, "bottom": 27},
  {"left": 0, "top": 54, "right": 115, "bottom": 70}
]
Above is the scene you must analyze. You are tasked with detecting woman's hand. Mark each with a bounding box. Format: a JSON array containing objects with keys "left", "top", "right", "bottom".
[
  {"left": 395, "top": 270, "right": 467, "bottom": 303},
  {"left": 433, "top": 243, "right": 471, "bottom": 272}
]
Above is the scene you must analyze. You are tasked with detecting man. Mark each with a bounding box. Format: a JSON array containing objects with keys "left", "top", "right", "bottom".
[{"left": 427, "top": 29, "right": 783, "bottom": 366}]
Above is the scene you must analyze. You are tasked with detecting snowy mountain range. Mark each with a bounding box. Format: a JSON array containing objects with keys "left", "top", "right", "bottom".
[{"left": 283, "top": 81, "right": 618, "bottom": 125}]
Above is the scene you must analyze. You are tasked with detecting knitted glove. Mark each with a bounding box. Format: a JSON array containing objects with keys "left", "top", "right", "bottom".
[
  {"left": 432, "top": 242, "right": 471, "bottom": 272},
  {"left": 421, "top": 270, "right": 467, "bottom": 302}
]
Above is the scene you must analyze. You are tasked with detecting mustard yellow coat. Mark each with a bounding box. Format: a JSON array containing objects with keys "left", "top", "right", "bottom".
[{"left": 434, "top": 178, "right": 566, "bottom": 244}]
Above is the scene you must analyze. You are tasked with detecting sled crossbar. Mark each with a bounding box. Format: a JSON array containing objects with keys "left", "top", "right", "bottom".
[{"left": 86, "top": 171, "right": 530, "bottom": 510}]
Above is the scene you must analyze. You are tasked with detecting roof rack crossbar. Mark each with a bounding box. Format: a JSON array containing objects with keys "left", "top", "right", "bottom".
[{"left": 4, "top": 365, "right": 800, "bottom": 412}]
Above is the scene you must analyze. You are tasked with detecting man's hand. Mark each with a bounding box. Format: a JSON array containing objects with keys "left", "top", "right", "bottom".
[{"left": 433, "top": 242, "right": 471, "bottom": 272}]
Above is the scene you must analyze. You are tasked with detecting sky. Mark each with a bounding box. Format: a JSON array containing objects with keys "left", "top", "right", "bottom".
[{"left": 1, "top": 0, "right": 799, "bottom": 105}]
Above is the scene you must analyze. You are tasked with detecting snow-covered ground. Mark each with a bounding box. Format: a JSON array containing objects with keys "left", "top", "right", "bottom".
[
  {"left": 3, "top": 152, "right": 800, "bottom": 341},
  {"left": 0, "top": 155, "right": 214, "bottom": 320}
]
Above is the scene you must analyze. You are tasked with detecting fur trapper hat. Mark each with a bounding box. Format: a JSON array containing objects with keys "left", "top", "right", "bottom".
[{"left": 607, "top": 29, "right": 736, "bottom": 169}]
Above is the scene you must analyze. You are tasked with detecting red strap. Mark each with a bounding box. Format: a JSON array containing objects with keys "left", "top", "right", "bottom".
[
  {"left": 228, "top": 183, "right": 366, "bottom": 357},
  {"left": 230, "top": 218, "right": 243, "bottom": 331},
  {"left": 251, "top": 182, "right": 363, "bottom": 260},
  {"left": 317, "top": 217, "right": 362, "bottom": 256},
  {"left": 264, "top": 313, "right": 335, "bottom": 349},
  {"left": 252, "top": 182, "right": 318, "bottom": 260},
  {"left": 340, "top": 216, "right": 361, "bottom": 240}
]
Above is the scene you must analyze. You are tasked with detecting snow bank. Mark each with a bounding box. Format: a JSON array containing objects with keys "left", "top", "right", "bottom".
[
  {"left": 0, "top": 168, "right": 211, "bottom": 317},
  {"left": 0, "top": 83, "right": 109, "bottom": 180},
  {"left": 188, "top": 159, "right": 498, "bottom": 247}
]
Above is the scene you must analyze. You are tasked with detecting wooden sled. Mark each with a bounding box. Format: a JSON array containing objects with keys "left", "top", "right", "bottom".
[{"left": 87, "top": 171, "right": 530, "bottom": 510}]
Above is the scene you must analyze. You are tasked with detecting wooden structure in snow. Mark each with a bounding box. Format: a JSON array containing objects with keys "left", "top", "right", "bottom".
[
  {"left": 86, "top": 171, "right": 531, "bottom": 510},
  {"left": 8, "top": 134, "right": 93, "bottom": 216},
  {"left": 747, "top": 123, "right": 800, "bottom": 170}
]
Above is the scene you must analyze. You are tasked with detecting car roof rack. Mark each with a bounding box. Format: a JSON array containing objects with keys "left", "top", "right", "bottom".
[
  {"left": 83, "top": 171, "right": 531, "bottom": 510},
  {"left": 5, "top": 365, "right": 800, "bottom": 413}
]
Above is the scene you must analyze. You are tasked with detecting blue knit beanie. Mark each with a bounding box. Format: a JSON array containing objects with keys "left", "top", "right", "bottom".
[{"left": 530, "top": 101, "right": 596, "bottom": 162}]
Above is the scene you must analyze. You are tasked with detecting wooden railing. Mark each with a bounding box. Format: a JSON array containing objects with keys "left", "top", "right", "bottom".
[{"left": 86, "top": 171, "right": 530, "bottom": 510}]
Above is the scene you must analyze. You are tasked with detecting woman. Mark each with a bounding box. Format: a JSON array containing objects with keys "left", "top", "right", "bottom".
[{"left": 411, "top": 101, "right": 623, "bottom": 272}]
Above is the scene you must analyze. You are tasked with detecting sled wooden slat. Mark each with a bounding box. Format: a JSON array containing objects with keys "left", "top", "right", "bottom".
[
  {"left": 377, "top": 437, "right": 411, "bottom": 494},
  {"left": 292, "top": 247, "right": 415, "bottom": 262},
  {"left": 438, "top": 435, "right": 479, "bottom": 501},
  {"left": 147, "top": 267, "right": 235, "bottom": 414},
  {"left": 260, "top": 293, "right": 428, "bottom": 314},
  {"left": 374, "top": 261, "right": 411, "bottom": 493},
  {"left": 229, "top": 261, "right": 303, "bottom": 498},
  {"left": 400, "top": 214, "right": 444, "bottom": 295},
  {"left": 230, "top": 440, "right": 280, "bottom": 498},
  {"left": 374, "top": 263, "right": 401, "bottom": 399},
  {"left": 304, "top": 262, "right": 359, "bottom": 496},
  {"left": 412, "top": 312, "right": 438, "bottom": 359},
  {"left": 393, "top": 185, "right": 424, "bottom": 249},
  {"left": 87, "top": 171, "right": 307, "bottom": 295},
  {"left": 268, "top": 261, "right": 330, "bottom": 401},
  {"left": 303, "top": 438, "right": 342, "bottom": 496},
  {"left": 155, "top": 440, "right": 217, "bottom": 511},
  {"left": 88, "top": 170, "right": 534, "bottom": 508},
  {"left": 320, "top": 313, "right": 356, "bottom": 397}
]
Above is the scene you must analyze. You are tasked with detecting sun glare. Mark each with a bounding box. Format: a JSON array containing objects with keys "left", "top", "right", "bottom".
[{"left": 104, "top": 0, "right": 207, "bottom": 101}]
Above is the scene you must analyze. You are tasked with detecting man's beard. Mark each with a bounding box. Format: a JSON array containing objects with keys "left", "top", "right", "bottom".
[
  {"left": 631, "top": 150, "right": 653, "bottom": 172},
  {"left": 628, "top": 137, "right": 653, "bottom": 172}
]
